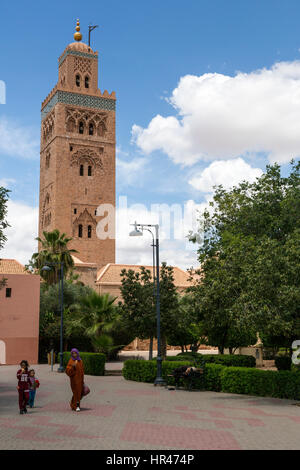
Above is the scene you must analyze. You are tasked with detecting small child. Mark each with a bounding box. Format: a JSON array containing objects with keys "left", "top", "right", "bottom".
[
  {"left": 28, "top": 369, "right": 40, "bottom": 408},
  {"left": 16, "top": 360, "right": 30, "bottom": 414}
]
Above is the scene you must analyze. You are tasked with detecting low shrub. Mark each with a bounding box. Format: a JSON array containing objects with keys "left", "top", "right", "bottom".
[
  {"left": 122, "top": 360, "right": 193, "bottom": 385},
  {"left": 275, "top": 356, "right": 292, "bottom": 371},
  {"left": 175, "top": 353, "right": 256, "bottom": 368},
  {"left": 221, "top": 367, "right": 300, "bottom": 400},
  {"left": 63, "top": 352, "right": 105, "bottom": 376},
  {"left": 204, "top": 364, "right": 224, "bottom": 392}
]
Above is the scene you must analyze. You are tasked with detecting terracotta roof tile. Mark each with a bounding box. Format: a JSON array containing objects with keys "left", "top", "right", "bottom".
[
  {"left": 96, "top": 263, "right": 193, "bottom": 288},
  {"left": 0, "top": 259, "right": 28, "bottom": 275}
]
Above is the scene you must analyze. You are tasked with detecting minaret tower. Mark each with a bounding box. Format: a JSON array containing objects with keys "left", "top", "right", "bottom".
[{"left": 39, "top": 20, "right": 116, "bottom": 274}]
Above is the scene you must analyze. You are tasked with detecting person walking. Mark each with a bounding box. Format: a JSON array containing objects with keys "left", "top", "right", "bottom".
[
  {"left": 65, "top": 348, "right": 84, "bottom": 412},
  {"left": 16, "top": 360, "right": 30, "bottom": 414},
  {"left": 28, "top": 369, "right": 40, "bottom": 408}
]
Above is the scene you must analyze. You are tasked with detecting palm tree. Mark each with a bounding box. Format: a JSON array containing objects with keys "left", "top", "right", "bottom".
[
  {"left": 27, "top": 229, "right": 78, "bottom": 285},
  {"left": 66, "top": 291, "right": 122, "bottom": 355}
]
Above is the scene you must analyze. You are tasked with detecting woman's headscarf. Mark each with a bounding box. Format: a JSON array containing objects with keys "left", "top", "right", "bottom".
[{"left": 70, "top": 348, "right": 81, "bottom": 361}]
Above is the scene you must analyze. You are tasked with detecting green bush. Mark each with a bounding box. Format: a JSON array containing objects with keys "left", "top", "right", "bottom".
[
  {"left": 275, "top": 356, "right": 292, "bottom": 371},
  {"left": 221, "top": 367, "right": 300, "bottom": 399},
  {"left": 122, "top": 360, "right": 193, "bottom": 385},
  {"left": 175, "top": 352, "right": 256, "bottom": 368},
  {"left": 204, "top": 364, "right": 224, "bottom": 392},
  {"left": 63, "top": 352, "right": 105, "bottom": 376}
]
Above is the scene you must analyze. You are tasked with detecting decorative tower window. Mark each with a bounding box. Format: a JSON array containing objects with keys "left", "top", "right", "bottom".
[
  {"left": 89, "top": 123, "right": 94, "bottom": 135},
  {"left": 79, "top": 121, "right": 84, "bottom": 134},
  {"left": 75, "top": 74, "right": 81, "bottom": 87},
  {"left": 85, "top": 76, "right": 90, "bottom": 88},
  {"left": 45, "top": 153, "right": 50, "bottom": 169},
  {"left": 74, "top": 208, "right": 77, "bottom": 214},
  {"left": 88, "top": 225, "right": 92, "bottom": 238},
  {"left": 80, "top": 164, "right": 84, "bottom": 176},
  {"left": 88, "top": 165, "right": 92, "bottom": 176},
  {"left": 78, "top": 224, "right": 83, "bottom": 238}
]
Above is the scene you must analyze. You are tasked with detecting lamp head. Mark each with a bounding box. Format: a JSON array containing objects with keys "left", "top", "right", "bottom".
[{"left": 129, "top": 222, "right": 143, "bottom": 237}]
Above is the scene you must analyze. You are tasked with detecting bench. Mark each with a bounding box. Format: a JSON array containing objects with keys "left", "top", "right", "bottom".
[{"left": 166, "top": 367, "right": 204, "bottom": 391}]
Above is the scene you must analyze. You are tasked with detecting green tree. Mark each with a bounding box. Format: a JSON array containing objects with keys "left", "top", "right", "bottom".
[
  {"left": 167, "top": 293, "right": 207, "bottom": 353},
  {"left": 27, "top": 229, "right": 78, "bottom": 285},
  {"left": 119, "top": 263, "right": 180, "bottom": 359},
  {"left": 189, "top": 162, "right": 300, "bottom": 354},
  {"left": 119, "top": 266, "right": 156, "bottom": 359}
]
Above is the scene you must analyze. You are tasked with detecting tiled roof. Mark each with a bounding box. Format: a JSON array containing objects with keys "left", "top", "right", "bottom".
[
  {"left": 0, "top": 259, "right": 28, "bottom": 275},
  {"left": 72, "top": 255, "right": 97, "bottom": 267},
  {"left": 96, "top": 263, "right": 193, "bottom": 288}
]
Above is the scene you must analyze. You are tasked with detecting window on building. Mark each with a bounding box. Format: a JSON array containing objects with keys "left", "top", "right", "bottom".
[
  {"left": 88, "top": 225, "right": 92, "bottom": 238},
  {"left": 6, "top": 288, "right": 11, "bottom": 298},
  {"left": 76, "top": 74, "right": 81, "bottom": 87},
  {"left": 88, "top": 166, "right": 92, "bottom": 176},
  {"left": 85, "top": 76, "right": 90, "bottom": 88},
  {"left": 89, "top": 123, "right": 94, "bottom": 136},
  {"left": 80, "top": 164, "right": 84, "bottom": 176},
  {"left": 46, "top": 154, "right": 50, "bottom": 169},
  {"left": 79, "top": 121, "right": 84, "bottom": 134},
  {"left": 78, "top": 224, "right": 83, "bottom": 238},
  {"left": 74, "top": 208, "right": 77, "bottom": 214}
]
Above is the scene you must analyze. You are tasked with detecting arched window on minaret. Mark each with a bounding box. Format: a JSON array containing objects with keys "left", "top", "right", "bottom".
[
  {"left": 75, "top": 74, "right": 81, "bottom": 87},
  {"left": 85, "top": 76, "right": 90, "bottom": 88},
  {"left": 80, "top": 164, "right": 84, "bottom": 176},
  {"left": 89, "top": 123, "right": 94, "bottom": 135},
  {"left": 88, "top": 165, "right": 92, "bottom": 176},
  {"left": 45, "top": 153, "right": 50, "bottom": 169},
  {"left": 78, "top": 224, "right": 83, "bottom": 238},
  {"left": 88, "top": 225, "right": 92, "bottom": 238},
  {"left": 79, "top": 121, "right": 84, "bottom": 134}
]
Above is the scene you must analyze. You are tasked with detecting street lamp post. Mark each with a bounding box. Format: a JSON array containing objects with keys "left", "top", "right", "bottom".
[
  {"left": 129, "top": 222, "right": 166, "bottom": 386},
  {"left": 41, "top": 261, "right": 65, "bottom": 373}
]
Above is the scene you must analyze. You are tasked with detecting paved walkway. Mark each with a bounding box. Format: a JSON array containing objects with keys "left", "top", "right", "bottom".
[{"left": 1, "top": 364, "right": 300, "bottom": 450}]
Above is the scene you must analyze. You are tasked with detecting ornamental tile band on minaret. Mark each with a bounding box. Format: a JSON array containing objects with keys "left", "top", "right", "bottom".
[{"left": 39, "top": 20, "right": 116, "bottom": 274}]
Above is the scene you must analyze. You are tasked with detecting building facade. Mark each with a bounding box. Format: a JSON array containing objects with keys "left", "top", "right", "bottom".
[
  {"left": 0, "top": 260, "right": 40, "bottom": 365},
  {"left": 39, "top": 21, "right": 116, "bottom": 271}
]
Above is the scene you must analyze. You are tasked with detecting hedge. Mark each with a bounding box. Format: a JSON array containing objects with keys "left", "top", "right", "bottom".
[
  {"left": 123, "top": 360, "right": 300, "bottom": 400},
  {"left": 122, "top": 360, "right": 193, "bottom": 386},
  {"left": 62, "top": 352, "right": 105, "bottom": 376},
  {"left": 174, "top": 353, "right": 256, "bottom": 368},
  {"left": 220, "top": 367, "right": 300, "bottom": 400}
]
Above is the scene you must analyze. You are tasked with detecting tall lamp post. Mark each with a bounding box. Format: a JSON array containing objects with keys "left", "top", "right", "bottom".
[
  {"left": 129, "top": 222, "right": 166, "bottom": 386},
  {"left": 41, "top": 261, "right": 65, "bottom": 373}
]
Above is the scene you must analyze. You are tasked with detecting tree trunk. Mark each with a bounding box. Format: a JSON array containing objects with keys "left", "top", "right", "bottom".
[
  {"left": 161, "top": 335, "right": 167, "bottom": 360},
  {"left": 149, "top": 336, "right": 153, "bottom": 360},
  {"left": 229, "top": 347, "right": 233, "bottom": 355},
  {"left": 181, "top": 345, "right": 184, "bottom": 354}
]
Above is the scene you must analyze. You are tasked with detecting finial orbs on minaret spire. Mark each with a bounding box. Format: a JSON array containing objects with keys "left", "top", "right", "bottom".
[{"left": 74, "top": 19, "right": 82, "bottom": 42}]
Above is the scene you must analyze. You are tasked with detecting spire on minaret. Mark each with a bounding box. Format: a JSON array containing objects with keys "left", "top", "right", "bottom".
[{"left": 74, "top": 19, "right": 82, "bottom": 42}]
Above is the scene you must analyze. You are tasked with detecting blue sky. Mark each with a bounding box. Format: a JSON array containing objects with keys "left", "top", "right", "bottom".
[{"left": 1, "top": 0, "right": 300, "bottom": 268}]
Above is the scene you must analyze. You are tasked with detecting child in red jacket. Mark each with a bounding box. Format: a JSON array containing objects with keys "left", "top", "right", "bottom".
[{"left": 16, "top": 360, "right": 30, "bottom": 414}]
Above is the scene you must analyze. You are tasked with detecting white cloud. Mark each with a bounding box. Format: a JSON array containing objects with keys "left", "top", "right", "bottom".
[
  {"left": 0, "top": 117, "right": 39, "bottom": 159},
  {"left": 0, "top": 178, "right": 16, "bottom": 189},
  {"left": 132, "top": 61, "right": 300, "bottom": 166},
  {"left": 117, "top": 156, "right": 149, "bottom": 188},
  {"left": 189, "top": 158, "right": 263, "bottom": 193},
  {"left": 1, "top": 200, "right": 38, "bottom": 265},
  {"left": 0, "top": 197, "right": 203, "bottom": 271},
  {"left": 116, "top": 197, "right": 204, "bottom": 270}
]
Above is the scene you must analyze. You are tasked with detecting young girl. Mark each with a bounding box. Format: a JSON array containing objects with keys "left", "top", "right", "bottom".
[
  {"left": 16, "top": 360, "right": 30, "bottom": 414},
  {"left": 28, "top": 369, "right": 40, "bottom": 408}
]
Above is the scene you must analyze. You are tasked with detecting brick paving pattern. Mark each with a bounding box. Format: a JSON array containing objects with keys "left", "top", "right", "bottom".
[{"left": 1, "top": 364, "right": 300, "bottom": 450}]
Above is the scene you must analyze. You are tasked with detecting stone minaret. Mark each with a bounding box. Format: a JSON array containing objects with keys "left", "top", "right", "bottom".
[{"left": 39, "top": 20, "right": 116, "bottom": 275}]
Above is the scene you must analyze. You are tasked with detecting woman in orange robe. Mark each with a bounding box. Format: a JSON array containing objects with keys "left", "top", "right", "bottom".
[{"left": 65, "top": 348, "right": 84, "bottom": 411}]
